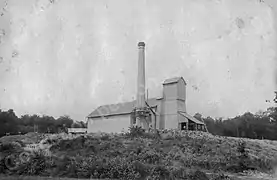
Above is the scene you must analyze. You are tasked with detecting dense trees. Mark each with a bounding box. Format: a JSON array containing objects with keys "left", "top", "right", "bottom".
[
  {"left": 193, "top": 109, "right": 277, "bottom": 140},
  {"left": 1, "top": 106, "right": 276, "bottom": 140},
  {"left": 0, "top": 111, "right": 87, "bottom": 137},
  {"left": 0, "top": 92, "right": 276, "bottom": 139},
  {"left": 190, "top": 92, "right": 277, "bottom": 140},
  {"left": 0, "top": 109, "right": 19, "bottom": 136},
  {"left": 193, "top": 94, "right": 277, "bottom": 140}
]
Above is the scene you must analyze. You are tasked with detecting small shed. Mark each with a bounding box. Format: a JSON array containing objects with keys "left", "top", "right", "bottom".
[{"left": 67, "top": 128, "right": 87, "bottom": 134}]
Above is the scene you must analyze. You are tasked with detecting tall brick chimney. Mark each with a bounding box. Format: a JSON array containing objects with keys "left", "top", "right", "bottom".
[
  {"left": 136, "top": 42, "right": 146, "bottom": 109},
  {"left": 132, "top": 42, "right": 151, "bottom": 129}
]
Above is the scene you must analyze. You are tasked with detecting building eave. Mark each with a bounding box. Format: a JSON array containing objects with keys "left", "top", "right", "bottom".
[
  {"left": 178, "top": 111, "right": 204, "bottom": 125},
  {"left": 163, "top": 77, "right": 187, "bottom": 86},
  {"left": 87, "top": 105, "right": 158, "bottom": 119},
  {"left": 87, "top": 112, "right": 131, "bottom": 119}
]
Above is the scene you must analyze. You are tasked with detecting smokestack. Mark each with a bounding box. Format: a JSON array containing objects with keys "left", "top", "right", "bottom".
[{"left": 136, "top": 42, "right": 146, "bottom": 109}]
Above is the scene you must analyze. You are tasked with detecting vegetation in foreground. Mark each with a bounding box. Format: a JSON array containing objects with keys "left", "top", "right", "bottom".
[{"left": 0, "top": 127, "right": 277, "bottom": 180}]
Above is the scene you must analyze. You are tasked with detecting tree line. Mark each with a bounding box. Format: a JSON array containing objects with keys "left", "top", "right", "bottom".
[
  {"left": 0, "top": 110, "right": 86, "bottom": 137},
  {"left": 1, "top": 107, "right": 276, "bottom": 140},
  {"left": 0, "top": 92, "right": 276, "bottom": 140},
  {"left": 194, "top": 108, "right": 277, "bottom": 140},
  {"left": 194, "top": 91, "right": 277, "bottom": 140}
]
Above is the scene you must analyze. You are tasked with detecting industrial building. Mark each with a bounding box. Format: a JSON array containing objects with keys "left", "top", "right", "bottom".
[{"left": 87, "top": 42, "right": 206, "bottom": 133}]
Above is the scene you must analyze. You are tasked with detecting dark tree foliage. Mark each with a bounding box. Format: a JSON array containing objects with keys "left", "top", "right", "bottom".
[
  {"left": 0, "top": 91, "right": 276, "bottom": 139},
  {"left": 0, "top": 109, "right": 18, "bottom": 137},
  {"left": 197, "top": 110, "right": 277, "bottom": 140},
  {"left": 0, "top": 110, "right": 85, "bottom": 137},
  {"left": 194, "top": 92, "right": 277, "bottom": 140}
]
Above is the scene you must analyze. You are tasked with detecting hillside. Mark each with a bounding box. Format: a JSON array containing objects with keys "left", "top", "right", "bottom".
[{"left": 0, "top": 129, "right": 277, "bottom": 180}]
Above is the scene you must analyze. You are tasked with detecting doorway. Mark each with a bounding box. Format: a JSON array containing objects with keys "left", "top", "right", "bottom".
[
  {"left": 188, "top": 120, "right": 196, "bottom": 130},
  {"left": 180, "top": 122, "right": 187, "bottom": 130}
]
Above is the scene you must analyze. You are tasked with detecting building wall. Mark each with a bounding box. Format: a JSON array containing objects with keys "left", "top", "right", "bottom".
[
  {"left": 163, "top": 83, "right": 178, "bottom": 100},
  {"left": 155, "top": 99, "right": 163, "bottom": 129},
  {"left": 162, "top": 85, "right": 179, "bottom": 129},
  {"left": 177, "top": 79, "right": 186, "bottom": 101},
  {"left": 87, "top": 78, "right": 187, "bottom": 132},
  {"left": 162, "top": 79, "right": 187, "bottom": 130},
  {"left": 163, "top": 100, "right": 178, "bottom": 114},
  {"left": 163, "top": 114, "right": 179, "bottom": 129},
  {"left": 177, "top": 100, "right": 186, "bottom": 112},
  {"left": 87, "top": 114, "right": 131, "bottom": 133},
  {"left": 177, "top": 79, "right": 186, "bottom": 113}
]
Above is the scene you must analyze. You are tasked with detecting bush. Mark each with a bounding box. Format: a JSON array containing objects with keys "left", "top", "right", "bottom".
[
  {"left": 16, "top": 151, "right": 49, "bottom": 176},
  {"left": 148, "top": 165, "right": 170, "bottom": 180},
  {"left": 73, "top": 156, "right": 140, "bottom": 180},
  {"left": 50, "top": 136, "right": 85, "bottom": 151},
  {"left": 237, "top": 140, "right": 249, "bottom": 171},
  {"left": 168, "top": 167, "right": 189, "bottom": 179},
  {"left": 138, "top": 149, "right": 162, "bottom": 165},
  {"left": 0, "top": 143, "right": 17, "bottom": 153},
  {"left": 0, "top": 157, "right": 6, "bottom": 173},
  {"left": 126, "top": 126, "right": 145, "bottom": 138},
  {"left": 212, "top": 172, "right": 235, "bottom": 180}
]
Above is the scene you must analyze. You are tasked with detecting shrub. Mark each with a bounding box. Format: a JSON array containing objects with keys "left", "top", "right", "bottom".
[
  {"left": 168, "top": 167, "right": 189, "bottom": 179},
  {"left": 50, "top": 154, "right": 76, "bottom": 177},
  {"left": 15, "top": 151, "right": 49, "bottom": 176},
  {"left": 75, "top": 156, "right": 141, "bottom": 180},
  {"left": 139, "top": 149, "right": 161, "bottom": 165},
  {"left": 148, "top": 165, "right": 170, "bottom": 180},
  {"left": 100, "top": 134, "right": 110, "bottom": 141},
  {"left": 188, "top": 169, "right": 209, "bottom": 180},
  {"left": 0, "top": 160, "right": 5, "bottom": 173},
  {"left": 212, "top": 172, "right": 235, "bottom": 180},
  {"left": 236, "top": 140, "right": 260, "bottom": 172},
  {"left": 50, "top": 136, "right": 85, "bottom": 151},
  {"left": 0, "top": 143, "right": 16, "bottom": 153},
  {"left": 126, "top": 126, "right": 145, "bottom": 138}
]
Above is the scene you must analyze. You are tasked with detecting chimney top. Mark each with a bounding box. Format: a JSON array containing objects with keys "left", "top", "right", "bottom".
[{"left": 138, "top": 42, "right": 145, "bottom": 47}]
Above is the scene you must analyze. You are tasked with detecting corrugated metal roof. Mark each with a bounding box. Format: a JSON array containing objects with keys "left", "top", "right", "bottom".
[
  {"left": 163, "top": 77, "right": 186, "bottom": 85},
  {"left": 178, "top": 111, "right": 204, "bottom": 125},
  {"left": 87, "top": 98, "right": 158, "bottom": 118}
]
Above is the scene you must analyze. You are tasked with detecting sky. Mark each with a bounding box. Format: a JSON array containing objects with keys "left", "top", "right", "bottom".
[{"left": 0, "top": 0, "right": 276, "bottom": 120}]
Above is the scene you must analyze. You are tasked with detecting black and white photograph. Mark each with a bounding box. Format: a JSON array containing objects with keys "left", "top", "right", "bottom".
[{"left": 0, "top": 0, "right": 276, "bottom": 179}]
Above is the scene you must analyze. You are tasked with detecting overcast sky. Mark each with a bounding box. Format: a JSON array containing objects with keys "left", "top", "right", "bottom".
[{"left": 0, "top": 0, "right": 276, "bottom": 120}]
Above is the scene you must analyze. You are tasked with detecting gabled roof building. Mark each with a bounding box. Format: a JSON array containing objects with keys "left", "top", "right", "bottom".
[
  {"left": 87, "top": 42, "right": 207, "bottom": 133},
  {"left": 87, "top": 77, "right": 206, "bottom": 133}
]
